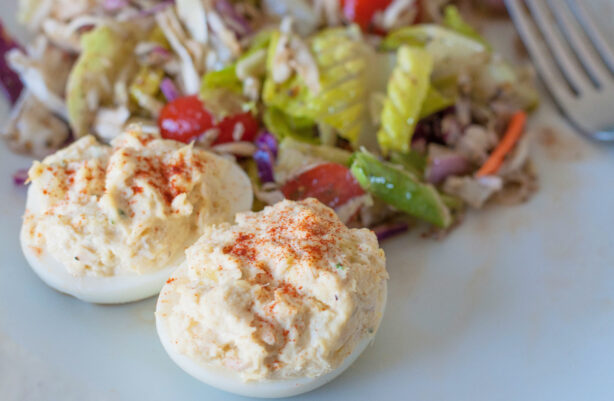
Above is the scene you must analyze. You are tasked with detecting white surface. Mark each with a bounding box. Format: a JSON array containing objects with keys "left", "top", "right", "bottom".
[{"left": 2, "top": 3, "right": 614, "bottom": 401}]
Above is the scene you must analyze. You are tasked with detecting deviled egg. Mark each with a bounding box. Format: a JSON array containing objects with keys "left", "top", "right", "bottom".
[
  {"left": 156, "top": 199, "right": 388, "bottom": 398},
  {"left": 20, "top": 128, "right": 252, "bottom": 303}
]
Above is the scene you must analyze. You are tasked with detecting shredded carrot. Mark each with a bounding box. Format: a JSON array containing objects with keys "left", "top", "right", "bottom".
[{"left": 476, "top": 111, "right": 527, "bottom": 177}]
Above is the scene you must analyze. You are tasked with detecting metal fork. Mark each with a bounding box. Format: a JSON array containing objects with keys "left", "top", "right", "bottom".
[{"left": 505, "top": 0, "right": 614, "bottom": 141}]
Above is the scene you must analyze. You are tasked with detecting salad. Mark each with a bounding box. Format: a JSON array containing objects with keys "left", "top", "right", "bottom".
[{"left": 1, "top": 0, "right": 538, "bottom": 238}]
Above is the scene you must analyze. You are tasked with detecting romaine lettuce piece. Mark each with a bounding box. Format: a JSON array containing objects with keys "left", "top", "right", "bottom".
[
  {"left": 263, "top": 107, "right": 318, "bottom": 143},
  {"left": 420, "top": 85, "right": 455, "bottom": 119},
  {"left": 263, "top": 27, "right": 369, "bottom": 144},
  {"left": 381, "top": 24, "right": 489, "bottom": 80},
  {"left": 377, "top": 46, "right": 433, "bottom": 155}
]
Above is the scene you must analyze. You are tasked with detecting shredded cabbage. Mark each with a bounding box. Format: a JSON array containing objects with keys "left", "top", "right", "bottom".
[
  {"left": 199, "top": 35, "right": 270, "bottom": 120},
  {"left": 377, "top": 46, "right": 433, "bottom": 155},
  {"left": 66, "top": 24, "right": 137, "bottom": 137}
]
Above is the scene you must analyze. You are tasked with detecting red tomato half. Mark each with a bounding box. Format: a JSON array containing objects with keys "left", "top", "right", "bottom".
[
  {"left": 158, "top": 95, "right": 259, "bottom": 145},
  {"left": 281, "top": 163, "right": 365, "bottom": 209}
]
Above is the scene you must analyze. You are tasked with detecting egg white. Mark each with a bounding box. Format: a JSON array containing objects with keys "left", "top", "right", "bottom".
[
  {"left": 20, "top": 158, "right": 253, "bottom": 304},
  {"left": 155, "top": 280, "right": 387, "bottom": 398}
]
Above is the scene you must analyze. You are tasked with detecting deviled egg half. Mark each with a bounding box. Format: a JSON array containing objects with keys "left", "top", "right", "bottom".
[
  {"left": 20, "top": 128, "right": 252, "bottom": 304},
  {"left": 156, "top": 199, "right": 388, "bottom": 398}
]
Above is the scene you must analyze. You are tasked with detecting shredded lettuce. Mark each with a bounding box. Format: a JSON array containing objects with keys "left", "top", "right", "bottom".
[
  {"left": 381, "top": 24, "right": 490, "bottom": 81},
  {"left": 443, "top": 5, "right": 491, "bottom": 50},
  {"left": 66, "top": 25, "right": 137, "bottom": 137},
  {"left": 199, "top": 34, "right": 271, "bottom": 120},
  {"left": 377, "top": 46, "right": 433, "bottom": 155},
  {"left": 263, "top": 27, "right": 369, "bottom": 144}
]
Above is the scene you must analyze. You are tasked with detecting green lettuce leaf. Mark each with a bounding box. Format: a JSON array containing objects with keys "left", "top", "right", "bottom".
[
  {"left": 420, "top": 85, "right": 455, "bottom": 119},
  {"left": 263, "top": 27, "right": 369, "bottom": 144},
  {"left": 377, "top": 46, "right": 433, "bottom": 155},
  {"left": 381, "top": 24, "right": 490, "bottom": 81},
  {"left": 443, "top": 5, "right": 491, "bottom": 50},
  {"left": 263, "top": 107, "right": 318, "bottom": 143}
]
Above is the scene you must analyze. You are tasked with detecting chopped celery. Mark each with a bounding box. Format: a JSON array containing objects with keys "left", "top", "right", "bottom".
[
  {"left": 350, "top": 150, "right": 452, "bottom": 228},
  {"left": 377, "top": 46, "right": 433, "bottom": 155}
]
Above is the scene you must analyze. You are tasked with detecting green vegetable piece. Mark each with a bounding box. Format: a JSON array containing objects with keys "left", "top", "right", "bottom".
[
  {"left": 381, "top": 24, "right": 489, "bottom": 81},
  {"left": 443, "top": 5, "right": 491, "bottom": 50},
  {"left": 440, "top": 193, "right": 465, "bottom": 214},
  {"left": 66, "top": 25, "right": 136, "bottom": 137},
  {"left": 129, "top": 66, "right": 164, "bottom": 109},
  {"left": 389, "top": 150, "right": 427, "bottom": 178},
  {"left": 420, "top": 85, "right": 455, "bottom": 119},
  {"left": 377, "top": 46, "right": 433, "bottom": 155},
  {"left": 264, "top": 108, "right": 318, "bottom": 143},
  {"left": 350, "top": 150, "right": 452, "bottom": 228},
  {"left": 202, "top": 65, "right": 242, "bottom": 93},
  {"left": 279, "top": 137, "right": 353, "bottom": 166},
  {"left": 263, "top": 27, "right": 369, "bottom": 144},
  {"left": 199, "top": 34, "right": 271, "bottom": 120}
]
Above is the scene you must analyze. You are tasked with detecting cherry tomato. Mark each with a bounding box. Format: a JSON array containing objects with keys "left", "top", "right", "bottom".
[
  {"left": 158, "top": 95, "right": 259, "bottom": 145},
  {"left": 341, "top": 0, "right": 392, "bottom": 30},
  {"left": 281, "top": 163, "right": 365, "bottom": 209}
]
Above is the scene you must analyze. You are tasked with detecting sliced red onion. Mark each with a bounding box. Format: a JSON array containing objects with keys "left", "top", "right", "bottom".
[
  {"left": 151, "top": 45, "right": 171, "bottom": 57},
  {"left": 254, "top": 131, "right": 278, "bottom": 158},
  {"left": 253, "top": 132, "right": 278, "bottom": 183},
  {"left": 425, "top": 154, "right": 472, "bottom": 185},
  {"left": 12, "top": 168, "right": 28, "bottom": 186},
  {"left": 254, "top": 148, "right": 275, "bottom": 183},
  {"left": 160, "top": 78, "right": 179, "bottom": 102},
  {"left": 373, "top": 222, "right": 409, "bottom": 242},
  {"left": 0, "top": 21, "right": 24, "bottom": 105},
  {"left": 215, "top": 0, "right": 252, "bottom": 36},
  {"left": 103, "top": 0, "right": 129, "bottom": 11},
  {"left": 133, "top": 0, "right": 174, "bottom": 18}
]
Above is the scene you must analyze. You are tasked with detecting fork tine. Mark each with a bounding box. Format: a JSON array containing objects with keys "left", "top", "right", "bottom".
[
  {"left": 548, "top": 0, "right": 613, "bottom": 88},
  {"left": 525, "top": 0, "right": 593, "bottom": 94},
  {"left": 567, "top": 0, "right": 614, "bottom": 73},
  {"left": 504, "top": 0, "right": 575, "bottom": 104}
]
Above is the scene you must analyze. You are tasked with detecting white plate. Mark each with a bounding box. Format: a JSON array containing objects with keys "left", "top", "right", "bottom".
[{"left": 2, "top": 3, "right": 614, "bottom": 401}]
